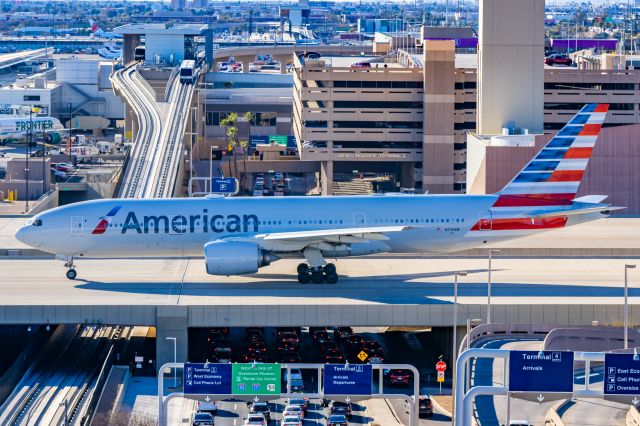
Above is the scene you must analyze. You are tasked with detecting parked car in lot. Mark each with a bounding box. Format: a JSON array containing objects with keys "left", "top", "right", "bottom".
[
  {"left": 192, "top": 412, "right": 214, "bottom": 426},
  {"left": 545, "top": 53, "right": 572, "bottom": 66},
  {"left": 418, "top": 396, "right": 433, "bottom": 417},
  {"left": 327, "top": 414, "right": 348, "bottom": 426}
]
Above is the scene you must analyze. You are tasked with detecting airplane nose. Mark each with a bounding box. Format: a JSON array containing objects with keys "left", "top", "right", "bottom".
[{"left": 15, "top": 225, "right": 37, "bottom": 248}]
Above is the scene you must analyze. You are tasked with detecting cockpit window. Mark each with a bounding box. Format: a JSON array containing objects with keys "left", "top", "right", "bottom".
[{"left": 32, "top": 219, "right": 42, "bottom": 227}]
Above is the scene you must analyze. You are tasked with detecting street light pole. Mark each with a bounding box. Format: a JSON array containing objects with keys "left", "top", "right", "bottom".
[
  {"left": 452, "top": 271, "right": 467, "bottom": 425},
  {"left": 25, "top": 108, "right": 32, "bottom": 212},
  {"left": 165, "top": 337, "right": 177, "bottom": 387},
  {"left": 625, "top": 264, "right": 636, "bottom": 349},
  {"left": 487, "top": 249, "right": 500, "bottom": 325}
]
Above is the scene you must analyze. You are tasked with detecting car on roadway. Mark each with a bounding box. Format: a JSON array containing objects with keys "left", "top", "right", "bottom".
[
  {"left": 249, "top": 401, "right": 271, "bottom": 422},
  {"left": 279, "top": 331, "right": 300, "bottom": 343},
  {"left": 245, "top": 327, "right": 263, "bottom": 341},
  {"left": 283, "top": 404, "right": 304, "bottom": 419},
  {"left": 247, "top": 341, "right": 267, "bottom": 355},
  {"left": 197, "top": 400, "right": 217, "bottom": 415},
  {"left": 321, "top": 341, "right": 339, "bottom": 354},
  {"left": 52, "top": 162, "right": 76, "bottom": 173},
  {"left": 385, "top": 369, "right": 412, "bottom": 386},
  {"left": 241, "top": 353, "right": 267, "bottom": 363},
  {"left": 509, "top": 421, "right": 530, "bottom": 426},
  {"left": 288, "top": 397, "right": 309, "bottom": 413},
  {"left": 192, "top": 412, "right": 214, "bottom": 426},
  {"left": 350, "top": 61, "right": 371, "bottom": 68},
  {"left": 280, "top": 352, "right": 302, "bottom": 363},
  {"left": 207, "top": 330, "right": 225, "bottom": 344},
  {"left": 288, "top": 368, "right": 303, "bottom": 381},
  {"left": 312, "top": 330, "right": 330, "bottom": 344},
  {"left": 335, "top": 327, "right": 353, "bottom": 340},
  {"left": 329, "top": 401, "right": 352, "bottom": 420},
  {"left": 545, "top": 53, "right": 572, "bottom": 66},
  {"left": 363, "top": 340, "right": 382, "bottom": 352},
  {"left": 281, "top": 416, "right": 302, "bottom": 426},
  {"left": 327, "top": 414, "right": 348, "bottom": 426},
  {"left": 418, "top": 396, "right": 433, "bottom": 417},
  {"left": 51, "top": 168, "right": 67, "bottom": 181},
  {"left": 325, "top": 353, "right": 345, "bottom": 363},
  {"left": 346, "top": 334, "right": 364, "bottom": 351},
  {"left": 244, "top": 413, "right": 267, "bottom": 425}
]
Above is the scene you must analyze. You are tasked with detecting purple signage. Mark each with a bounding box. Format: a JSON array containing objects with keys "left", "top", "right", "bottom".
[
  {"left": 423, "top": 37, "right": 478, "bottom": 48},
  {"left": 551, "top": 39, "right": 617, "bottom": 51}
]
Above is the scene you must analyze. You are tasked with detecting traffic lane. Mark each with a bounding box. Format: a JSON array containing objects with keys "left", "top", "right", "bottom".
[
  {"left": 388, "top": 398, "right": 451, "bottom": 425},
  {"left": 557, "top": 398, "right": 628, "bottom": 426},
  {"left": 474, "top": 339, "right": 556, "bottom": 426}
]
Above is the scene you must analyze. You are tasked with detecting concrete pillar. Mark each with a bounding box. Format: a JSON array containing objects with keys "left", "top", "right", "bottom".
[
  {"left": 123, "top": 34, "right": 140, "bottom": 64},
  {"left": 422, "top": 40, "right": 455, "bottom": 194},
  {"left": 400, "top": 162, "right": 413, "bottom": 189},
  {"left": 273, "top": 55, "right": 290, "bottom": 74},
  {"left": 320, "top": 158, "right": 333, "bottom": 196},
  {"left": 241, "top": 58, "right": 252, "bottom": 73},
  {"left": 131, "top": 108, "right": 138, "bottom": 142},
  {"left": 205, "top": 29, "right": 214, "bottom": 70},
  {"left": 124, "top": 103, "right": 133, "bottom": 140},
  {"left": 478, "top": 0, "right": 544, "bottom": 134},
  {"left": 156, "top": 306, "right": 189, "bottom": 372}
]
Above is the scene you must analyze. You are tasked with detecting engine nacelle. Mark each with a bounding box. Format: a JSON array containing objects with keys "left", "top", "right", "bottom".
[{"left": 204, "top": 241, "right": 275, "bottom": 275}]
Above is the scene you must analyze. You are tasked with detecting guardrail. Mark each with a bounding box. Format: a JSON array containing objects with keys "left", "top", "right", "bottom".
[
  {"left": 459, "top": 323, "right": 556, "bottom": 354},
  {"left": 80, "top": 340, "right": 116, "bottom": 425}
]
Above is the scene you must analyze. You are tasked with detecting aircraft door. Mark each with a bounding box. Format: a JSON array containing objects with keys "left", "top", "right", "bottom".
[
  {"left": 70, "top": 216, "right": 84, "bottom": 235},
  {"left": 478, "top": 211, "right": 492, "bottom": 231},
  {"left": 353, "top": 212, "right": 367, "bottom": 226}
]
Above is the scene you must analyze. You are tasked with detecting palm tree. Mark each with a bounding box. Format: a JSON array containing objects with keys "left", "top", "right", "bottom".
[
  {"left": 241, "top": 112, "right": 255, "bottom": 192},
  {"left": 219, "top": 112, "right": 238, "bottom": 178}
]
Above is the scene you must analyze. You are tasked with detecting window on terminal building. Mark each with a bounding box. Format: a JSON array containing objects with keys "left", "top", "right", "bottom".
[
  {"left": 303, "top": 120, "right": 328, "bottom": 128},
  {"left": 333, "top": 101, "right": 423, "bottom": 109},
  {"left": 454, "top": 122, "right": 476, "bottom": 130},
  {"left": 333, "top": 121, "right": 423, "bottom": 129},
  {"left": 23, "top": 95, "right": 40, "bottom": 101},
  {"left": 455, "top": 102, "right": 476, "bottom": 110}
]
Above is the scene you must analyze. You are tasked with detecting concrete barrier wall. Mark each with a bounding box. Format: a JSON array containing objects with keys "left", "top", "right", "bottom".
[
  {"left": 627, "top": 406, "right": 640, "bottom": 426},
  {"left": 544, "top": 327, "right": 637, "bottom": 351},
  {"left": 545, "top": 400, "right": 568, "bottom": 426}
]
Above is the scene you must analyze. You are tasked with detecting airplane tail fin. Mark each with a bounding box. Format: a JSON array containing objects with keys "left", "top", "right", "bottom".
[
  {"left": 495, "top": 103, "right": 609, "bottom": 207},
  {"left": 89, "top": 20, "right": 100, "bottom": 33}
]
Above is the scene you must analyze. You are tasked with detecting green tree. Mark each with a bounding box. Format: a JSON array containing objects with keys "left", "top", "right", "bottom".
[
  {"left": 219, "top": 112, "right": 238, "bottom": 179},
  {"left": 241, "top": 112, "right": 255, "bottom": 192}
]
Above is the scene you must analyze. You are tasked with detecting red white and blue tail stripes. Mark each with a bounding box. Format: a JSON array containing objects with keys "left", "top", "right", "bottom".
[
  {"left": 91, "top": 206, "right": 121, "bottom": 235},
  {"left": 496, "top": 103, "right": 608, "bottom": 207}
]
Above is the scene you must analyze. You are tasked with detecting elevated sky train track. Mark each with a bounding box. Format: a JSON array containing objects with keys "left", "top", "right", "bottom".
[
  {"left": 111, "top": 62, "right": 195, "bottom": 199},
  {"left": 0, "top": 325, "right": 124, "bottom": 426}
]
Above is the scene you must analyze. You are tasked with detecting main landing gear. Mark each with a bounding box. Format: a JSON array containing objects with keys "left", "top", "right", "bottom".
[
  {"left": 297, "top": 247, "right": 339, "bottom": 284},
  {"left": 64, "top": 257, "right": 77, "bottom": 280},
  {"left": 297, "top": 263, "right": 338, "bottom": 284}
]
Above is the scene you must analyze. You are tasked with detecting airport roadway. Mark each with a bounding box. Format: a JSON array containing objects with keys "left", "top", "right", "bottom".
[{"left": 1, "top": 256, "right": 640, "bottom": 309}]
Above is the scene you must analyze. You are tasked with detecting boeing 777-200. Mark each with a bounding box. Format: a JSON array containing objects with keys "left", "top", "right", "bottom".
[{"left": 15, "top": 104, "right": 618, "bottom": 283}]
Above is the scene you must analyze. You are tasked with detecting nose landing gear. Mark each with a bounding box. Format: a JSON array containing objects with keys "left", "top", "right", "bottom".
[{"left": 63, "top": 257, "right": 77, "bottom": 280}]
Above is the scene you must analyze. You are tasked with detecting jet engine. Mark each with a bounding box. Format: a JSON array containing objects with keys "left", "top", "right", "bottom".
[{"left": 204, "top": 241, "right": 276, "bottom": 275}]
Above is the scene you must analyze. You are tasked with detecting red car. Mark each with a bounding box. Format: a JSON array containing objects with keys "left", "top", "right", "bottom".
[
  {"left": 385, "top": 369, "right": 412, "bottom": 386},
  {"left": 545, "top": 54, "right": 572, "bottom": 66}
]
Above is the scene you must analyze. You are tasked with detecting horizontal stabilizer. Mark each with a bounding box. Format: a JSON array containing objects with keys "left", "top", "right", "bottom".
[
  {"left": 532, "top": 205, "right": 624, "bottom": 219},
  {"left": 573, "top": 195, "right": 608, "bottom": 204}
]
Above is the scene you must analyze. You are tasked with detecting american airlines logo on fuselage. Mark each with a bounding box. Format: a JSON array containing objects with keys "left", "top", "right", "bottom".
[{"left": 117, "top": 209, "right": 259, "bottom": 234}]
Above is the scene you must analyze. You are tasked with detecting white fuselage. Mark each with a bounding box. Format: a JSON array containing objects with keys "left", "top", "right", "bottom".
[{"left": 16, "top": 195, "right": 507, "bottom": 258}]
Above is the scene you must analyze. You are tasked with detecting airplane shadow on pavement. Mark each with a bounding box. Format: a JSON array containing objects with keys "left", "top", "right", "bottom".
[{"left": 73, "top": 269, "right": 640, "bottom": 304}]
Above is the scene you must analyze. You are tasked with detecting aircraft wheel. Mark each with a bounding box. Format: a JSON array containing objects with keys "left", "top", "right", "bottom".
[
  {"left": 66, "top": 269, "right": 77, "bottom": 280},
  {"left": 311, "top": 269, "right": 325, "bottom": 284},
  {"left": 324, "top": 263, "right": 336, "bottom": 275},
  {"left": 298, "top": 272, "right": 311, "bottom": 284},
  {"left": 297, "top": 263, "right": 309, "bottom": 274},
  {"left": 325, "top": 271, "right": 339, "bottom": 284}
]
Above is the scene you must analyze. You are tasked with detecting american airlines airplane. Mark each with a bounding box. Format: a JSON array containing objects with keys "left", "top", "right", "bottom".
[{"left": 15, "top": 104, "right": 617, "bottom": 283}]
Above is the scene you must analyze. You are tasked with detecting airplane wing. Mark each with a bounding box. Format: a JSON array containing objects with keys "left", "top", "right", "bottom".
[{"left": 255, "top": 225, "right": 421, "bottom": 243}]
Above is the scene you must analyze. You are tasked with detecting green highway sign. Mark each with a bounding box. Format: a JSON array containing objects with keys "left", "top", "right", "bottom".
[
  {"left": 231, "top": 363, "right": 281, "bottom": 395},
  {"left": 268, "top": 135, "right": 288, "bottom": 146}
]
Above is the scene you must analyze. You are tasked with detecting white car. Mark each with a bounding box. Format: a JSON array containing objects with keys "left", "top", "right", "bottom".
[
  {"left": 283, "top": 404, "right": 303, "bottom": 419},
  {"left": 281, "top": 416, "right": 302, "bottom": 426},
  {"left": 244, "top": 413, "right": 267, "bottom": 425},
  {"left": 197, "top": 400, "right": 217, "bottom": 414}
]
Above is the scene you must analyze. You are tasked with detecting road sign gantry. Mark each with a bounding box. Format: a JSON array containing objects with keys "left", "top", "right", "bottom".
[
  {"left": 158, "top": 362, "right": 420, "bottom": 426},
  {"left": 454, "top": 349, "right": 640, "bottom": 426}
]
